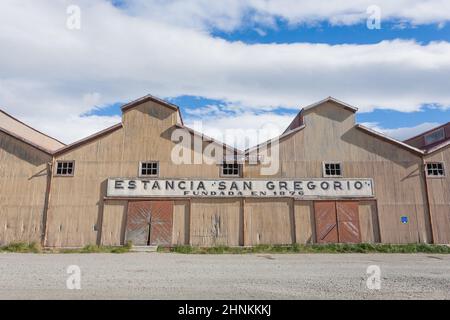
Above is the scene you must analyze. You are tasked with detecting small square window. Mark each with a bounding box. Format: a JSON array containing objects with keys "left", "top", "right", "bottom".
[
  {"left": 56, "top": 161, "right": 74, "bottom": 176},
  {"left": 222, "top": 163, "right": 240, "bottom": 177},
  {"left": 323, "top": 162, "right": 342, "bottom": 177},
  {"left": 140, "top": 162, "right": 159, "bottom": 177},
  {"left": 426, "top": 162, "right": 445, "bottom": 177}
]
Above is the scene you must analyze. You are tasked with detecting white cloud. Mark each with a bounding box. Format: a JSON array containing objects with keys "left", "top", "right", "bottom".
[
  {"left": 185, "top": 111, "right": 293, "bottom": 150},
  {"left": 0, "top": 0, "right": 449, "bottom": 143},
  {"left": 119, "top": 0, "right": 450, "bottom": 31}
]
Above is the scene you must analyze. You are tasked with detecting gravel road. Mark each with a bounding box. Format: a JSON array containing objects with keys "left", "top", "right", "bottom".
[{"left": 0, "top": 253, "right": 449, "bottom": 299}]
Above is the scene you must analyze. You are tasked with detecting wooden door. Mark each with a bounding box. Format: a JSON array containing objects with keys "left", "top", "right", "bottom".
[
  {"left": 336, "top": 201, "right": 361, "bottom": 243},
  {"left": 314, "top": 201, "right": 338, "bottom": 243},
  {"left": 148, "top": 201, "right": 174, "bottom": 246},
  {"left": 126, "top": 201, "right": 173, "bottom": 246},
  {"left": 314, "top": 201, "right": 362, "bottom": 243}
]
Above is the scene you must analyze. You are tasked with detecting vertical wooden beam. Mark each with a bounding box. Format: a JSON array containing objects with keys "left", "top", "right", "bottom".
[
  {"left": 422, "top": 160, "right": 435, "bottom": 244},
  {"left": 290, "top": 199, "right": 296, "bottom": 244},
  {"left": 41, "top": 160, "right": 54, "bottom": 247},
  {"left": 188, "top": 199, "right": 192, "bottom": 246},
  {"left": 240, "top": 198, "right": 245, "bottom": 246},
  {"left": 186, "top": 199, "right": 191, "bottom": 245}
]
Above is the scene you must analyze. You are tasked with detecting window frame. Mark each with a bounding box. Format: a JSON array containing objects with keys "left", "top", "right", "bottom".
[
  {"left": 424, "top": 127, "right": 445, "bottom": 146},
  {"left": 54, "top": 160, "right": 75, "bottom": 177},
  {"left": 322, "top": 162, "right": 343, "bottom": 178},
  {"left": 220, "top": 162, "right": 241, "bottom": 178},
  {"left": 425, "top": 162, "right": 446, "bottom": 178},
  {"left": 139, "top": 161, "right": 160, "bottom": 178}
]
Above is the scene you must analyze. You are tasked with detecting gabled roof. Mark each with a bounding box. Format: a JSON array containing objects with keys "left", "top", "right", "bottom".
[
  {"left": 0, "top": 109, "right": 65, "bottom": 153},
  {"left": 54, "top": 94, "right": 242, "bottom": 156},
  {"left": 55, "top": 94, "right": 188, "bottom": 156},
  {"left": 426, "top": 139, "right": 450, "bottom": 154},
  {"left": 252, "top": 97, "right": 426, "bottom": 157},
  {"left": 175, "top": 123, "right": 242, "bottom": 154},
  {"left": 356, "top": 124, "right": 425, "bottom": 155},
  {"left": 121, "top": 94, "right": 184, "bottom": 125},
  {"left": 53, "top": 123, "right": 123, "bottom": 156},
  {"left": 246, "top": 125, "right": 306, "bottom": 155},
  {"left": 404, "top": 122, "right": 450, "bottom": 144},
  {"left": 0, "top": 127, "right": 53, "bottom": 155},
  {"left": 302, "top": 96, "right": 359, "bottom": 113},
  {"left": 284, "top": 96, "right": 358, "bottom": 134},
  {"left": 402, "top": 122, "right": 450, "bottom": 154}
]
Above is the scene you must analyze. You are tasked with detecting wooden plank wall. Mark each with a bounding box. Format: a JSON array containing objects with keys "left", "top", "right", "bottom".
[
  {"left": 100, "top": 200, "right": 127, "bottom": 246},
  {"left": 0, "top": 133, "right": 51, "bottom": 245},
  {"left": 245, "top": 102, "right": 432, "bottom": 244},
  {"left": 97, "top": 199, "right": 380, "bottom": 247},
  {"left": 47, "top": 101, "right": 225, "bottom": 247},
  {"left": 244, "top": 199, "right": 294, "bottom": 245},
  {"left": 294, "top": 201, "right": 315, "bottom": 244},
  {"left": 172, "top": 200, "right": 190, "bottom": 245},
  {"left": 358, "top": 201, "right": 380, "bottom": 243},
  {"left": 190, "top": 199, "right": 241, "bottom": 246},
  {"left": 45, "top": 127, "right": 125, "bottom": 247},
  {"left": 42, "top": 100, "right": 438, "bottom": 247},
  {"left": 424, "top": 147, "right": 450, "bottom": 244}
]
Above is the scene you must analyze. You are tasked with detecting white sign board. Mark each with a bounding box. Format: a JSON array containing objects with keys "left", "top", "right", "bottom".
[{"left": 107, "top": 178, "right": 374, "bottom": 198}]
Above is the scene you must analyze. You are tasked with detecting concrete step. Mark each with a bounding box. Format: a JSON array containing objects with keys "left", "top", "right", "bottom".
[{"left": 131, "top": 246, "right": 158, "bottom": 253}]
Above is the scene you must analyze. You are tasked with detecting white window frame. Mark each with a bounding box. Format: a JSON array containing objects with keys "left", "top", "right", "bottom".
[
  {"left": 139, "top": 161, "right": 160, "bottom": 177},
  {"left": 221, "top": 163, "right": 241, "bottom": 177},
  {"left": 322, "top": 162, "right": 343, "bottom": 178},
  {"left": 425, "top": 162, "right": 446, "bottom": 178},
  {"left": 55, "top": 161, "right": 75, "bottom": 177}
]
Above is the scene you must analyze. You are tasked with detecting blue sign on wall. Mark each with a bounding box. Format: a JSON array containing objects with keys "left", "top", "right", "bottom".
[{"left": 401, "top": 216, "right": 409, "bottom": 224}]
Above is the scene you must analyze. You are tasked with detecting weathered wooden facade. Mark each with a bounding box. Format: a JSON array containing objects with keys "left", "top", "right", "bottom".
[
  {"left": 1, "top": 95, "right": 449, "bottom": 247},
  {"left": 0, "top": 110, "right": 64, "bottom": 245}
]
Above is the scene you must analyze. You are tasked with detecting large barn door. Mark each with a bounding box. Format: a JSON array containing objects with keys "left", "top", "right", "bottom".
[
  {"left": 336, "top": 202, "right": 361, "bottom": 243},
  {"left": 314, "top": 201, "right": 362, "bottom": 243},
  {"left": 148, "top": 201, "right": 174, "bottom": 246},
  {"left": 314, "top": 201, "right": 339, "bottom": 243},
  {"left": 126, "top": 201, "right": 173, "bottom": 246}
]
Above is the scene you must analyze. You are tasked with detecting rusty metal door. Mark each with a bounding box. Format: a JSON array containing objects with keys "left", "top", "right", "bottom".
[
  {"left": 126, "top": 201, "right": 173, "bottom": 246},
  {"left": 336, "top": 201, "right": 361, "bottom": 243},
  {"left": 314, "top": 201, "right": 339, "bottom": 243}
]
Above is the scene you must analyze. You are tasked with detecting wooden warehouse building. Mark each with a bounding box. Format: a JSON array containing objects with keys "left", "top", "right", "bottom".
[{"left": 1, "top": 95, "right": 449, "bottom": 247}]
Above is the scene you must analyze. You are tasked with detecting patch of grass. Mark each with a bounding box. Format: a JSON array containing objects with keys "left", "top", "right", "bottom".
[
  {"left": 58, "top": 242, "right": 132, "bottom": 254},
  {"left": 2, "top": 242, "right": 448, "bottom": 254},
  {"left": 162, "top": 243, "right": 450, "bottom": 254},
  {"left": 1, "top": 241, "right": 132, "bottom": 254},
  {"left": 0, "top": 242, "right": 42, "bottom": 253}
]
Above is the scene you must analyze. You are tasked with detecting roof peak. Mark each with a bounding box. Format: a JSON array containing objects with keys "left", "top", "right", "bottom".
[{"left": 301, "top": 96, "right": 359, "bottom": 113}]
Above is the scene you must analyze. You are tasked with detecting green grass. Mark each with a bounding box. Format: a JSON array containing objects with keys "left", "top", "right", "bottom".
[
  {"left": 0, "top": 242, "right": 42, "bottom": 253},
  {"left": 0, "top": 241, "right": 132, "bottom": 254},
  {"left": 57, "top": 241, "right": 133, "bottom": 254},
  {"left": 2, "top": 242, "right": 449, "bottom": 254},
  {"left": 158, "top": 243, "right": 450, "bottom": 254}
]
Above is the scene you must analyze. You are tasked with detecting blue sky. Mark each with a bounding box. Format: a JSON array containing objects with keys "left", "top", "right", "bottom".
[
  {"left": 1, "top": 1, "right": 450, "bottom": 143},
  {"left": 213, "top": 20, "right": 450, "bottom": 45},
  {"left": 87, "top": 98, "right": 450, "bottom": 134},
  {"left": 85, "top": 15, "right": 450, "bottom": 141}
]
